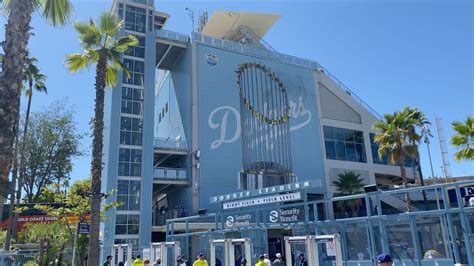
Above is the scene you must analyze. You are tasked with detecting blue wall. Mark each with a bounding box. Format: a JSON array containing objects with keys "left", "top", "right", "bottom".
[{"left": 196, "top": 44, "right": 326, "bottom": 208}]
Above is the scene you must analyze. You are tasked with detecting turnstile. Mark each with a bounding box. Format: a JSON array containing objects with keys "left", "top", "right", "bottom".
[
  {"left": 111, "top": 244, "right": 132, "bottom": 266},
  {"left": 149, "top": 241, "right": 181, "bottom": 265},
  {"left": 284, "top": 235, "right": 342, "bottom": 266},
  {"left": 210, "top": 238, "right": 252, "bottom": 266}
]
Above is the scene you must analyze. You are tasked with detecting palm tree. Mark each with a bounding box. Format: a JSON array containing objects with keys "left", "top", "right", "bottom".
[
  {"left": 372, "top": 109, "right": 422, "bottom": 212},
  {"left": 451, "top": 116, "right": 474, "bottom": 161},
  {"left": 332, "top": 171, "right": 365, "bottom": 217},
  {"left": 66, "top": 13, "right": 137, "bottom": 265},
  {"left": 0, "top": 0, "right": 72, "bottom": 224},
  {"left": 4, "top": 55, "right": 48, "bottom": 249}
]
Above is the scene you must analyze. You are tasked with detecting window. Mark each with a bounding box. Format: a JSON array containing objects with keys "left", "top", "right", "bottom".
[
  {"left": 117, "top": 180, "right": 140, "bottom": 211},
  {"left": 121, "top": 87, "right": 144, "bottom": 115},
  {"left": 120, "top": 116, "right": 143, "bottom": 146},
  {"left": 118, "top": 148, "right": 142, "bottom": 176},
  {"left": 115, "top": 214, "right": 140, "bottom": 235},
  {"left": 370, "top": 133, "right": 416, "bottom": 167},
  {"left": 118, "top": 3, "right": 124, "bottom": 19},
  {"left": 323, "top": 126, "right": 366, "bottom": 163},
  {"left": 125, "top": 35, "right": 145, "bottom": 58},
  {"left": 125, "top": 5, "right": 146, "bottom": 33},
  {"left": 123, "top": 59, "right": 144, "bottom": 86}
]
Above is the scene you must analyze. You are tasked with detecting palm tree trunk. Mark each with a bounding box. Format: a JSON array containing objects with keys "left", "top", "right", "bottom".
[
  {"left": 0, "top": 0, "right": 35, "bottom": 218},
  {"left": 11, "top": 86, "right": 33, "bottom": 240},
  {"left": 3, "top": 132, "right": 19, "bottom": 251},
  {"left": 87, "top": 55, "right": 107, "bottom": 266},
  {"left": 399, "top": 159, "right": 412, "bottom": 212}
]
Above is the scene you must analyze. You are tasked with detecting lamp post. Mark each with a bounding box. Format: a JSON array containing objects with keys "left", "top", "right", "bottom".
[
  {"left": 421, "top": 125, "right": 436, "bottom": 182},
  {"left": 185, "top": 7, "right": 195, "bottom": 33}
]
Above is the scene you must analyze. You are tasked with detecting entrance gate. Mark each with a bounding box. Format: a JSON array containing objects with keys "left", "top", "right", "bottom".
[
  {"left": 111, "top": 244, "right": 132, "bottom": 266},
  {"left": 284, "top": 235, "right": 342, "bottom": 266},
  {"left": 210, "top": 238, "right": 251, "bottom": 266},
  {"left": 149, "top": 241, "right": 181, "bottom": 265}
]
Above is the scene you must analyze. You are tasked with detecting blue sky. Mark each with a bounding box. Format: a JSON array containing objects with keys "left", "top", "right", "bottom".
[{"left": 1, "top": 0, "right": 472, "bottom": 183}]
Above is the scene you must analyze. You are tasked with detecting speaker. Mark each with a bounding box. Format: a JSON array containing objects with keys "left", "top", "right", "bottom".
[
  {"left": 363, "top": 184, "right": 378, "bottom": 193},
  {"left": 197, "top": 209, "right": 207, "bottom": 215}
]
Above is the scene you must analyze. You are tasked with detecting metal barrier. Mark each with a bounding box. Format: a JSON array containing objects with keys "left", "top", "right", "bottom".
[{"left": 0, "top": 249, "right": 41, "bottom": 265}]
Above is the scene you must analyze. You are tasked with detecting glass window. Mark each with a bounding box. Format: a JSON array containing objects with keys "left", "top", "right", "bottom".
[
  {"left": 116, "top": 180, "right": 140, "bottom": 210},
  {"left": 125, "top": 5, "right": 146, "bottom": 33},
  {"left": 121, "top": 87, "right": 143, "bottom": 115},
  {"left": 370, "top": 133, "right": 414, "bottom": 166},
  {"left": 120, "top": 116, "right": 143, "bottom": 146},
  {"left": 118, "top": 148, "right": 142, "bottom": 177},
  {"left": 323, "top": 126, "right": 367, "bottom": 163},
  {"left": 115, "top": 214, "right": 140, "bottom": 235},
  {"left": 123, "top": 59, "right": 145, "bottom": 86}
]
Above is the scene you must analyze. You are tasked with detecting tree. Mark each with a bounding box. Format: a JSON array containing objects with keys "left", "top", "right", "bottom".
[
  {"left": 332, "top": 171, "right": 365, "bottom": 217},
  {"left": 19, "top": 100, "right": 84, "bottom": 203},
  {"left": 0, "top": 0, "right": 73, "bottom": 216},
  {"left": 34, "top": 179, "right": 121, "bottom": 266},
  {"left": 4, "top": 54, "right": 48, "bottom": 250},
  {"left": 451, "top": 116, "right": 474, "bottom": 161},
  {"left": 65, "top": 13, "right": 138, "bottom": 265},
  {"left": 372, "top": 108, "right": 424, "bottom": 212}
]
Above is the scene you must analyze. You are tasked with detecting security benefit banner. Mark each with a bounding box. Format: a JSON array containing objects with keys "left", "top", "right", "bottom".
[
  {"left": 224, "top": 213, "right": 255, "bottom": 228},
  {"left": 267, "top": 206, "right": 305, "bottom": 224}
]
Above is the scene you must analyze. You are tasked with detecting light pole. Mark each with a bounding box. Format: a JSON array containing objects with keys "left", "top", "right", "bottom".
[
  {"left": 421, "top": 124, "right": 436, "bottom": 182},
  {"left": 185, "top": 7, "right": 195, "bottom": 33}
]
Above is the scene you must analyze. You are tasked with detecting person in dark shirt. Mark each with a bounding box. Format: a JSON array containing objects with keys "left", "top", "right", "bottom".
[{"left": 298, "top": 253, "right": 308, "bottom": 266}]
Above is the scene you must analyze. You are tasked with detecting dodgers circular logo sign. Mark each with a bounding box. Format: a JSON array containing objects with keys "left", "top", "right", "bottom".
[{"left": 205, "top": 53, "right": 219, "bottom": 67}]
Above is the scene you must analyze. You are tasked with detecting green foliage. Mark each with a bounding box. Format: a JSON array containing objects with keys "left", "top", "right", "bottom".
[
  {"left": 332, "top": 171, "right": 365, "bottom": 217},
  {"left": 451, "top": 116, "right": 474, "bottom": 161},
  {"left": 65, "top": 12, "right": 138, "bottom": 87},
  {"left": 20, "top": 99, "right": 85, "bottom": 203},
  {"left": 22, "top": 54, "right": 47, "bottom": 95},
  {"left": 1, "top": 0, "right": 72, "bottom": 26},
  {"left": 23, "top": 222, "right": 71, "bottom": 265}
]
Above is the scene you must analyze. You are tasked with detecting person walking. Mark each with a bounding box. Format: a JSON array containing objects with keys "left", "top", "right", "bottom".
[
  {"left": 133, "top": 255, "right": 144, "bottom": 266},
  {"left": 297, "top": 253, "right": 308, "bottom": 266},
  {"left": 103, "top": 255, "right": 113, "bottom": 266},
  {"left": 255, "top": 255, "right": 267, "bottom": 266},
  {"left": 144, "top": 259, "right": 150, "bottom": 265},
  {"left": 263, "top": 254, "right": 271, "bottom": 265},
  {"left": 152, "top": 258, "right": 161, "bottom": 266},
  {"left": 273, "top": 253, "right": 284, "bottom": 266},
  {"left": 192, "top": 253, "right": 208, "bottom": 266},
  {"left": 241, "top": 258, "right": 248, "bottom": 265},
  {"left": 377, "top": 253, "right": 393, "bottom": 266}
]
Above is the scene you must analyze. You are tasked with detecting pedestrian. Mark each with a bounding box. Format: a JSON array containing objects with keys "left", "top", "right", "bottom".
[
  {"left": 297, "top": 253, "right": 308, "bottom": 266},
  {"left": 273, "top": 253, "right": 284, "bottom": 266},
  {"left": 153, "top": 257, "right": 161, "bottom": 266},
  {"left": 144, "top": 259, "right": 150, "bottom": 265},
  {"left": 133, "top": 255, "right": 144, "bottom": 266},
  {"left": 241, "top": 258, "right": 248, "bottom": 265},
  {"left": 377, "top": 253, "right": 393, "bottom": 266},
  {"left": 119, "top": 262, "right": 125, "bottom": 266},
  {"left": 103, "top": 255, "right": 113, "bottom": 266},
  {"left": 177, "top": 255, "right": 186, "bottom": 266},
  {"left": 192, "top": 253, "right": 208, "bottom": 266},
  {"left": 255, "top": 254, "right": 266, "bottom": 266},
  {"left": 263, "top": 254, "right": 271, "bottom": 265}
]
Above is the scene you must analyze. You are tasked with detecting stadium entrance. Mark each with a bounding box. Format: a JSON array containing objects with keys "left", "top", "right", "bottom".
[{"left": 164, "top": 181, "right": 473, "bottom": 265}]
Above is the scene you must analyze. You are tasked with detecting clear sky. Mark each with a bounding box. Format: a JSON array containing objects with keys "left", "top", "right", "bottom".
[{"left": 1, "top": 0, "right": 472, "bottom": 184}]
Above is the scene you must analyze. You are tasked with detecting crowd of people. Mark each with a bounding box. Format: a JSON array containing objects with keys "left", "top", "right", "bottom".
[{"left": 103, "top": 251, "right": 394, "bottom": 266}]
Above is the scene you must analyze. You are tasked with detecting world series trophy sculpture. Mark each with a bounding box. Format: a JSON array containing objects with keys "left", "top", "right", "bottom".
[{"left": 236, "top": 63, "right": 296, "bottom": 189}]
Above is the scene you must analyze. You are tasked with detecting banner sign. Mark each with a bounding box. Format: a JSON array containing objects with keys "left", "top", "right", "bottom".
[
  {"left": 78, "top": 222, "right": 90, "bottom": 234},
  {"left": 223, "top": 192, "right": 302, "bottom": 210},
  {"left": 447, "top": 185, "right": 474, "bottom": 205},
  {"left": 268, "top": 206, "right": 305, "bottom": 224},
  {"left": 224, "top": 213, "right": 254, "bottom": 228},
  {"left": 212, "top": 181, "right": 311, "bottom": 203}
]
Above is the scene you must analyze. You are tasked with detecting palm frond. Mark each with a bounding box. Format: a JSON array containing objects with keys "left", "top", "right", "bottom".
[
  {"left": 112, "top": 35, "right": 139, "bottom": 53},
  {"left": 65, "top": 53, "right": 92, "bottom": 72},
  {"left": 75, "top": 21, "right": 102, "bottom": 49},
  {"left": 41, "top": 0, "right": 73, "bottom": 26},
  {"left": 99, "top": 13, "right": 123, "bottom": 37},
  {"left": 105, "top": 64, "right": 120, "bottom": 87}
]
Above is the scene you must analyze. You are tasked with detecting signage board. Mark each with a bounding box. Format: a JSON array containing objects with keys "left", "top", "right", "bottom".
[
  {"left": 78, "top": 222, "right": 90, "bottom": 234},
  {"left": 268, "top": 206, "right": 305, "bottom": 224},
  {"left": 212, "top": 181, "right": 311, "bottom": 203},
  {"left": 447, "top": 185, "right": 474, "bottom": 205},
  {"left": 223, "top": 192, "right": 301, "bottom": 210},
  {"left": 224, "top": 213, "right": 254, "bottom": 228}
]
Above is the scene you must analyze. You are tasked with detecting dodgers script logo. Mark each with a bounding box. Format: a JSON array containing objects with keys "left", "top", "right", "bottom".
[
  {"left": 208, "top": 96, "right": 312, "bottom": 149},
  {"left": 205, "top": 53, "right": 219, "bottom": 67}
]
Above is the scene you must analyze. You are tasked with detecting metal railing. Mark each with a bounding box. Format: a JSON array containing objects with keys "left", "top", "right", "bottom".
[
  {"left": 153, "top": 167, "right": 188, "bottom": 180},
  {"left": 154, "top": 137, "right": 188, "bottom": 150},
  {"left": 155, "top": 29, "right": 189, "bottom": 44}
]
